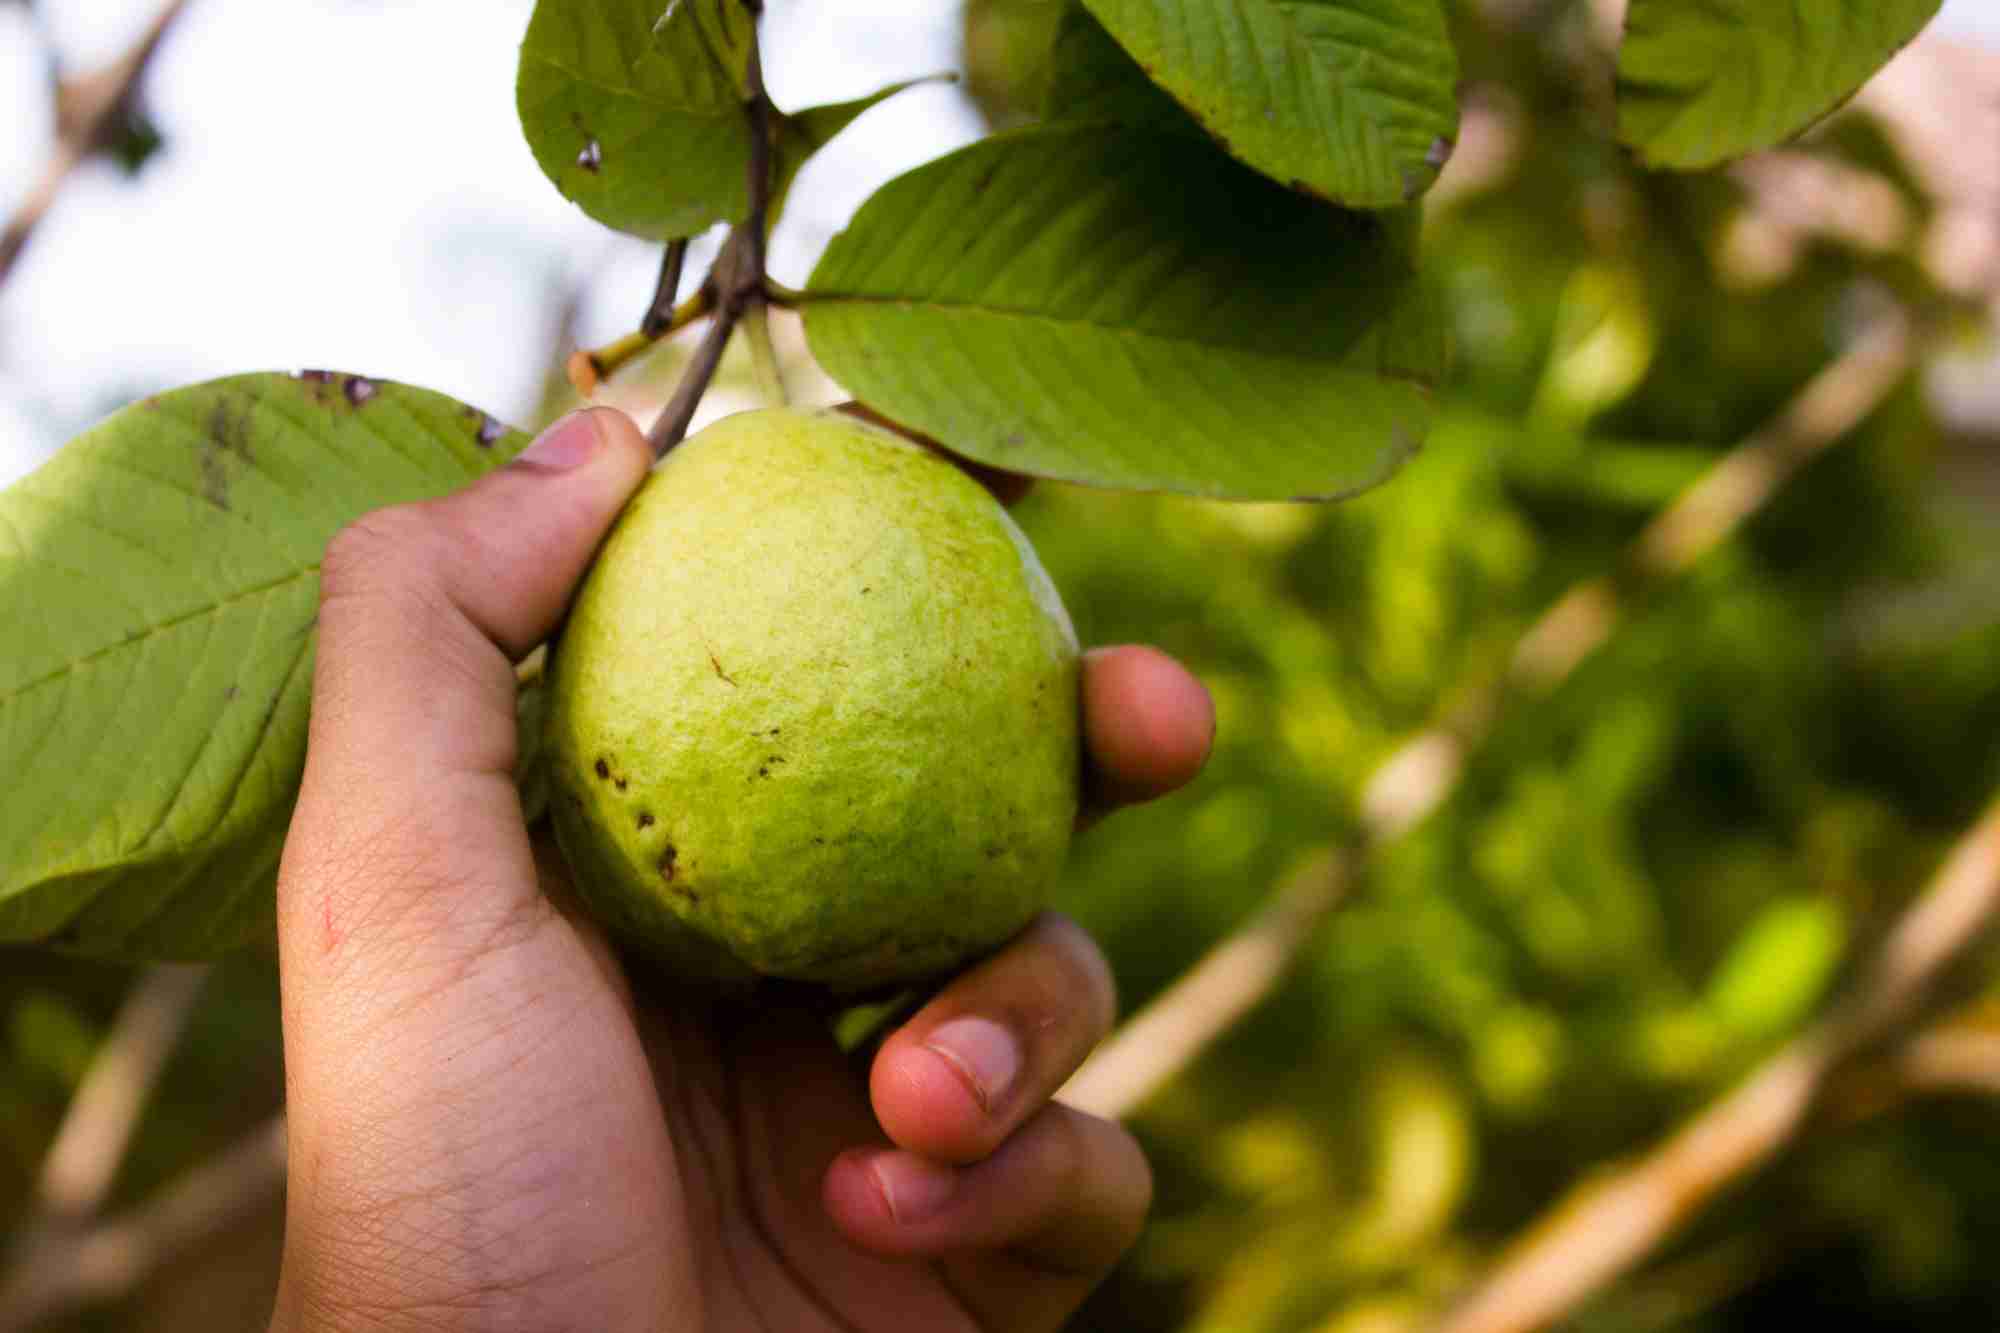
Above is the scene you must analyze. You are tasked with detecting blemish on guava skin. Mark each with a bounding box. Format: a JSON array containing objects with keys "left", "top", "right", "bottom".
[
  {"left": 658, "top": 844, "right": 678, "bottom": 881},
  {"left": 707, "top": 651, "right": 737, "bottom": 686},
  {"left": 595, "top": 757, "right": 611, "bottom": 780},
  {"left": 637, "top": 812, "right": 654, "bottom": 829}
]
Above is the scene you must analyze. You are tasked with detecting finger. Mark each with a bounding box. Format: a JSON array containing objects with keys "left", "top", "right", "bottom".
[
  {"left": 869, "top": 914, "right": 1116, "bottom": 1164},
  {"left": 279, "top": 408, "right": 651, "bottom": 988},
  {"left": 824, "top": 1103, "right": 1152, "bottom": 1332},
  {"left": 1080, "top": 644, "right": 1215, "bottom": 821}
]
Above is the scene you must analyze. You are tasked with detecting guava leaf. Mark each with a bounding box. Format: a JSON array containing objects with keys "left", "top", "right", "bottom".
[
  {"left": 1616, "top": 0, "right": 1941, "bottom": 169},
  {"left": 1078, "top": 0, "right": 1459, "bottom": 207},
  {"left": 0, "top": 373, "right": 528, "bottom": 958},
  {"left": 802, "top": 125, "right": 1445, "bottom": 501},
  {"left": 1042, "top": 5, "right": 1189, "bottom": 129},
  {"left": 516, "top": 0, "right": 757, "bottom": 240},
  {"left": 770, "top": 77, "right": 943, "bottom": 220}
]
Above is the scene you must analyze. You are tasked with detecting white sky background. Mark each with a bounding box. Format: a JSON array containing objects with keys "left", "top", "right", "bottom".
[
  {"left": 0, "top": 0, "right": 1995, "bottom": 486},
  {"left": 0, "top": 0, "right": 981, "bottom": 485}
]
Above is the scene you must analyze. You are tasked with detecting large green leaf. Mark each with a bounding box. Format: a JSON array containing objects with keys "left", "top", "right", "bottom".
[
  {"left": 1617, "top": 0, "right": 1941, "bottom": 169},
  {"left": 516, "top": 0, "right": 756, "bottom": 240},
  {"left": 1079, "top": 0, "right": 1458, "bottom": 207},
  {"left": 0, "top": 373, "right": 528, "bottom": 958},
  {"left": 802, "top": 125, "right": 1446, "bottom": 500}
]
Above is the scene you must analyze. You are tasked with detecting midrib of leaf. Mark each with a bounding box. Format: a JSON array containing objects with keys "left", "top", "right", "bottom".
[
  {"left": 798, "top": 293, "right": 1413, "bottom": 371},
  {"left": 0, "top": 564, "right": 319, "bottom": 707}
]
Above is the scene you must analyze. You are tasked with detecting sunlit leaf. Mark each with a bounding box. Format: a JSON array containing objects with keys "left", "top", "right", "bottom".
[
  {"left": 0, "top": 373, "right": 528, "bottom": 957},
  {"left": 1080, "top": 0, "right": 1459, "bottom": 206},
  {"left": 1617, "top": 0, "right": 1941, "bottom": 168},
  {"left": 516, "top": 0, "right": 756, "bottom": 239},
  {"left": 803, "top": 126, "right": 1445, "bottom": 500}
]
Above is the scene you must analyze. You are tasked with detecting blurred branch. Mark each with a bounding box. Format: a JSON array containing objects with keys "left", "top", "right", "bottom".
[
  {"left": 1430, "top": 795, "right": 2000, "bottom": 1333},
  {"left": 34, "top": 965, "right": 208, "bottom": 1224},
  {"left": 0, "top": 0, "right": 191, "bottom": 287},
  {"left": 1061, "top": 850, "right": 1355, "bottom": 1117},
  {"left": 0, "top": 1116, "right": 287, "bottom": 1333},
  {"left": 1065, "top": 314, "right": 1917, "bottom": 1121}
]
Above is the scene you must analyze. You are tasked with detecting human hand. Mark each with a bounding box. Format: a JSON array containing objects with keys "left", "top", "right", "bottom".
[{"left": 270, "top": 407, "right": 1214, "bottom": 1332}]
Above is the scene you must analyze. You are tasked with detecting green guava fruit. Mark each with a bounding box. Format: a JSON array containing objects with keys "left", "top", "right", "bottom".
[{"left": 543, "top": 406, "right": 1081, "bottom": 991}]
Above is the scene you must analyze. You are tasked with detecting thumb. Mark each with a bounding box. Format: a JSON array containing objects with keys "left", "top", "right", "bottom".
[{"left": 278, "top": 407, "right": 650, "bottom": 983}]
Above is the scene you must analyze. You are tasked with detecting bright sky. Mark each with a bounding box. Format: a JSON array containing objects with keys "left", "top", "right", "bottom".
[
  {"left": 0, "top": 0, "right": 1995, "bottom": 486},
  {"left": 0, "top": 0, "right": 981, "bottom": 485}
]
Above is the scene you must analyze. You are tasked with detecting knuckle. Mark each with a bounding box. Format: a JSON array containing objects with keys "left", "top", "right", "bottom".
[{"left": 320, "top": 504, "right": 441, "bottom": 604}]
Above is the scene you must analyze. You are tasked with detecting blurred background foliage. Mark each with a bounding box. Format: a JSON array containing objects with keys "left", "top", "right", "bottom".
[{"left": 5, "top": 0, "right": 2000, "bottom": 1329}]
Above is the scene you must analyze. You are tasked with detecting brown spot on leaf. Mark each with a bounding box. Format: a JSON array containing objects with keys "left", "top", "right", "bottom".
[
  {"left": 295, "top": 369, "right": 337, "bottom": 383},
  {"left": 476, "top": 413, "right": 506, "bottom": 448},
  {"left": 576, "top": 139, "right": 603, "bottom": 173},
  {"left": 197, "top": 395, "right": 254, "bottom": 510},
  {"left": 343, "top": 374, "right": 379, "bottom": 406}
]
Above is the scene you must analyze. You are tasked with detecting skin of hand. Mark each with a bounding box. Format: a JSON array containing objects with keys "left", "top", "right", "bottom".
[{"left": 269, "top": 407, "right": 1216, "bottom": 1333}]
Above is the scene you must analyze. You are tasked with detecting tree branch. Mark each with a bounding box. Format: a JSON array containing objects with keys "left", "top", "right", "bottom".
[
  {"left": 1061, "top": 851, "right": 1353, "bottom": 1117},
  {"left": 640, "top": 238, "right": 689, "bottom": 339},
  {"left": 0, "top": 1116, "right": 287, "bottom": 1333},
  {"left": 645, "top": 0, "right": 776, "bottom": 455},
  {"left": 1428, "top": 795, "right": 2000, "bottom": 1333},
  {"left": 0, "top": 0, "right": 192, "bottom": 287},
  {"left": 34, "top": 965, "right": 209, "bottom": 1224},
  {"left": 1064, "top": 313, "right": 1917, "bottom": 1121}
]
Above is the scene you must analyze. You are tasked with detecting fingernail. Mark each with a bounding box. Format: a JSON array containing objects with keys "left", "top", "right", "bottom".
[
  {"left": 870, "top": 1153, "right": 957, "bottom": 1225},
  {"left": 515, "top": 410, "right": 601, "bottom": 471},
  {"left": 924, "top": 1015, "right": 1021, "bottom": 1113}
]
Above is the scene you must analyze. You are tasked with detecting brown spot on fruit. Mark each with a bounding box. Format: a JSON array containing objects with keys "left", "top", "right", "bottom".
[
  {"left": 637, "top": 812, "right": 654, "bottom": 829},
  {"left": 658, "top": 844, "right": 679, "bottom": 881},
  {"left": 595, "top": 758, "right": 611, "bottom": 780}
]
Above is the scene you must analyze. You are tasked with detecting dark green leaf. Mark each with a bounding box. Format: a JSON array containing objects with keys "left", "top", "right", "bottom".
[
  {"left": 1042, "top": 4, "right": 1188, "bottom": 129},
  {"left": 1079, "top": 0, "right": 1459, "bottom": 207},
  {"left": 0, "top": 373, "right": 528, "bottom": 958},
  {"left": 1617, "top": 0, "right": 1941, "bottom": 168},
  {"left": 516, "top": 0, "right": 756, "bottom": 240},
  {"left": 803, "top": 126, "right": 1445, "bottom": 500}
]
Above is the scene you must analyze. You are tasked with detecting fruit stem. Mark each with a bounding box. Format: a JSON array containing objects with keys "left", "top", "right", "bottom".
[
  {"left": 565, "top": 289, "right": 713, "bottom": 397},
  {"left": 742, "top": 301, "right": 787, "bottom": 407},
  {"left": 646, "top": 0, "right": 778, "bottom": 457}
]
